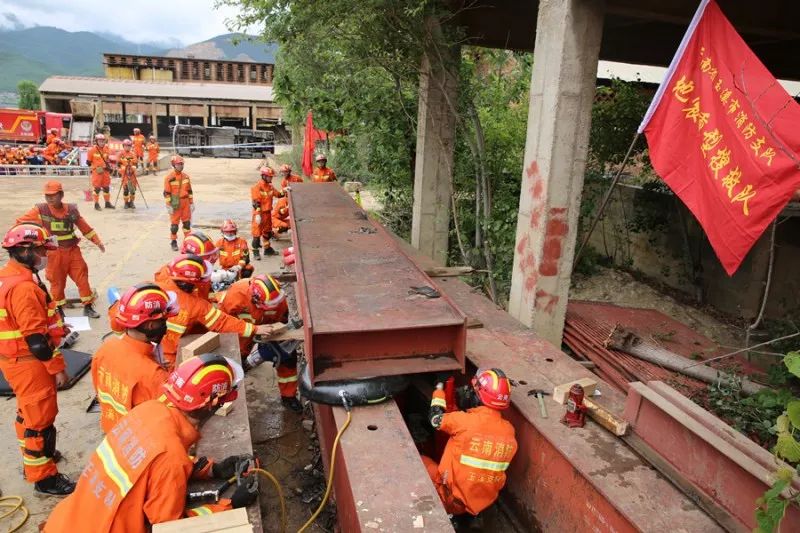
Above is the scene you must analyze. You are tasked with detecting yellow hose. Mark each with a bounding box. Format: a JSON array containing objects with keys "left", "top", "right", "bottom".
[
  {"left": 0, "top": 495, "right": 29, "bottom": 533},
  {"left": 252, "top": 468, "right": 287, "bottom": 533},
  {"left": 298, "top": 410, "right": 352, "bottom": 533}
]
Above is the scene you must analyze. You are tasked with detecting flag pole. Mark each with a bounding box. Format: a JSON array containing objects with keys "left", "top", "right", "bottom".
[{"left": 572, "top": 132, "right": 639, "bottom": 269}]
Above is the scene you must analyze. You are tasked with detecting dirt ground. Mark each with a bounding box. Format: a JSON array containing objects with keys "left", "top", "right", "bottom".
[
  {"left": 570, "top": 266, "right": 745, "bottom": 350},
  {"left": 0, "top": 158, "right": 325, "bottom": 532}
]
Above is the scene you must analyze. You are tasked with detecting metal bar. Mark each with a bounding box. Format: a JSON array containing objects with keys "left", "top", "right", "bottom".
[{"left": 288, "top": 183, "right": 466, "bottom": 382}]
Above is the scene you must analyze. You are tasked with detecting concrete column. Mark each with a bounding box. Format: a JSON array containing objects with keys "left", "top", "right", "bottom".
[
  {"left": 203, "top": 104, "right": 209, "bottom": 127},
  {"left": 508, "top": 0, "right": 605, "bottom": 345},
  {"left": 251, "top": 105, "right": 258, "bottom": 131},
  {"left": 150, "top": 102, "right": 158, "bottom": 138},
  {"left": 410, "top": 34, "right": 459, "bottom": 265}
]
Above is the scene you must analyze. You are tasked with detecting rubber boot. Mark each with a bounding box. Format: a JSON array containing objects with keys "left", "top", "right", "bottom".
[
  {"left": 281, "top": 396, "right": 303, "bottom": 413},
  {"left": 105, "top": 202, "right": 115, "bottom": 209},
  {"left": 94, "top": 202, "right": 101, "bottom": 211},
  {"left": 83, "top": 304, "right": 100, "bottom": 319},
  {"left": 34, "top": 473, "right": 76, "bottom": 496},
  {"left": 170, "top": 240, "right": 178, "bottom": 251},
  {"left": 129, "top": 201, "right": 136, "bottom": 209},
  {"left": 253, "top": 248, "right": 261, "bottom": 261},
  {"left": 264, "top": 246, "right": 277, "bottom": 256}
]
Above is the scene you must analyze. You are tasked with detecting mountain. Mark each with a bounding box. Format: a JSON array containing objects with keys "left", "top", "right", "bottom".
[
  {"left": 0, "top": 26, "right": 165, "bottom": 91},
  {"left": 0, "top": 27, "right": 277, "bottom": 95},
  {"left": 166, "top": 33, "right": 277, "bottom": 63}
]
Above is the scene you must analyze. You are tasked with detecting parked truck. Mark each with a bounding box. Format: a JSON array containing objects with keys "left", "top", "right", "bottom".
[{"left": 0, "top": 108, "right": 72, "bottom": 144}]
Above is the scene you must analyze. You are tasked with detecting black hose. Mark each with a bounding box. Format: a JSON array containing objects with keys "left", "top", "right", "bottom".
[{"left": 298, "top": 363, "right": 408, "bottom": 406}]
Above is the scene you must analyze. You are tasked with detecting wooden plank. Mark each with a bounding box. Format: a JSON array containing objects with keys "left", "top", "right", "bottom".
[
  {"left": 180, "top": 331, "right": 221, "bottom": 365},
  {"left": 153, "top": 508, "right": 250, "bottom": 533},
  {"left": 181, "top": 333, "right": 263, "bottom": 533}
]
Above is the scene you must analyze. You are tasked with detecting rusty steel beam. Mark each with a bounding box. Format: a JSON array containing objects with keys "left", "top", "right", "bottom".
[
  {"left": 288, "top": 183, "right": 466, "bottom": 382},
  {"left": 313, "top": 400, "right": 454, "bottom": 532},
  {"left": 625, "top": 381, "right": 800, "bottom": 531}
]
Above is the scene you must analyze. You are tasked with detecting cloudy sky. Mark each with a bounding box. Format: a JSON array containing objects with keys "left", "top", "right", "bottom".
[{"left": 0, "top": 0, "right": 249, "bottom": 46}]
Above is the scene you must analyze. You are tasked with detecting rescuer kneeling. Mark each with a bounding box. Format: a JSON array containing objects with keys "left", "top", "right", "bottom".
[{"left": 423, "top": 368, "right": 518, "bottom": 520}]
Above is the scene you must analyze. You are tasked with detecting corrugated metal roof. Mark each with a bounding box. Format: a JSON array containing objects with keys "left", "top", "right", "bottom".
[{"left": 39, "top": 76, "right": 274, "bottom": 103}]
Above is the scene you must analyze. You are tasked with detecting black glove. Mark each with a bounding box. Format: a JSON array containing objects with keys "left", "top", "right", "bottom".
[
  {"left": 230, "top": 478, "right": 258, "bottom": 508},
  {"left": 211, "top": 455, "right": 250, "bottom": 480}
]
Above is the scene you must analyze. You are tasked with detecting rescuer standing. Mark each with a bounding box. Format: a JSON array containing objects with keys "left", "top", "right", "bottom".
[
  {"left": 279, "top": 163, "right": 303, "bottom": 188},
  {"left": 145, "top": 134, "right": 160, "bottom": 175},
  {"left": 311, "top": 153, "right": 337, "bottom": 183},
  {"left": 251, "top": 166, "right": 284, "bottom": 259},
  {"left": 164, "top": 155, "right": 194, "bottom": 251},
  {"left": 423, "top": 368, "right": 518, "bottom": 519},
  {"left": 131, "top": 127, "right": 146, "bottom": 172},
  {"left": 86, "top": 133, "right": 114, "bottom": 211},
  {"left": 44, "top": 355, "right": 260, "bottom": 531},
  {"left": 0, "top": 223, "right": 76, "bottom": 495},
  {"left": 118, "top": 139, "right": 139, "bottom": 209},
  {"left": 17, "top": 181, "right": 105, "bottom": 318}
]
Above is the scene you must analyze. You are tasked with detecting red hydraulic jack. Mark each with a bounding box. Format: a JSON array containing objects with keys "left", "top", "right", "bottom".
[{"left": 561, "top": 383, "right": 587, "bottom": 428}]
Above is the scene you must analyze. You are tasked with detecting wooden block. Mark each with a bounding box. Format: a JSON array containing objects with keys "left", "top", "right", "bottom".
[
  {"left": 214, "top": 401, "right": 234, "bottom": 417},
  {"left": 424, "top": 266, "right": 474, "bottom": 277},
  {"left": 553, "top": 377, "right": 598, "bottom": 405},
  {"left": 152, "top": 507, "right": 251, "bottom": 532},
  {"left": 180, "top": 332, "right": 221, "bottom": 365},
  {"left": 266, "top": 328, "right": 304, "bottom": 342},
  {"left": 270, "top": 270, "right": 297, "bottom": 283},
  {"left": 585, "top": 397, "right": 629, "bottom": 436}
]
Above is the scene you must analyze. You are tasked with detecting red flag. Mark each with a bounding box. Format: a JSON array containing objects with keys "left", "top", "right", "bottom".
[
  {"left": 301, "top": 111, "right": 326, "bottom": 177},
  {"left": 639, "top": 0, "right": 800, "bottom": 275}
]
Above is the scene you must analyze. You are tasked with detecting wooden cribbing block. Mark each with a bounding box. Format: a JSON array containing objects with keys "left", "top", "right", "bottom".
[
  {"left": 585, "top": 397, "right": 629, "bottom": 436},
  {"left": 153, "top": 507, "right": 251, "bottom": 532},
  {"left": 180, "top": 332, "right": 221, "bottom": 365},
  {"left": 552, "top": 377, "right": 598, "bottom": 404}
]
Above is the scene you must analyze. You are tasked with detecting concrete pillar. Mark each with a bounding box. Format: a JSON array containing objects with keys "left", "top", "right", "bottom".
[
  {"left": 508, "top": 0, "right": 605, "bottom": 345},
  {"left": 150, "top": 102, "right": 158, "bottom": 138},
  {"left": 251, "top": 105, "right": 258, "bottom": 131},
  {"left": 203, "top": 105, "right": 209, "bottom": 127},
  {"left": 410, "top": 34, "right": 459, "bottom": 265}
]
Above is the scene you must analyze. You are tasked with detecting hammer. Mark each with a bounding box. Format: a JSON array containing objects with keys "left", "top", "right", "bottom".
[{"left": 527, "top": 389, "right": 550, "bottom": 419}]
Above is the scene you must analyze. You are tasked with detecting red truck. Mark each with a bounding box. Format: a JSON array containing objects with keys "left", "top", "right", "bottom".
[{"left": 0, "top": 108, "right": 71, "bottom": 144}]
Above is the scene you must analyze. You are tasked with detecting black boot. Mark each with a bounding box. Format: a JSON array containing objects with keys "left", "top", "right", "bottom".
[
  {"left": 264, "top": 246, "right": 277, "bottom": 256},
  {"left": 83, "top": 304, "right": 100, "bottom": 319},
  {"left": 123, "top": 201, "right": 130, "bottom": 209},
  {"left": 170, "top": 240, "right": 179, "bottom": 251},
  {"left": 94, "top": 202, "right": 101, "bottom": 211},
  {"left": 105, "top": 202, "right": 115, "bottom": 209},
  {"left": 253, "top": 248, "right": 261, "bottom": 261},
  {"left": 34, "top": 473, "right": 76, "bottom": 496},
  {"left": 129, "top": 201, "right": 136, "bottom": 209},
  {"left": 281, "top": 396, "right": 303, "bottom": 412}
]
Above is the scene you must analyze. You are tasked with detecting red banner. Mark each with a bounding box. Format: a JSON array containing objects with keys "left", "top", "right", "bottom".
[
  {"left": 639, "top": 0, "right": 800, "bottom": 275},
  {"left": 301, "top": 111, "right": 326, "bottom": 177}
]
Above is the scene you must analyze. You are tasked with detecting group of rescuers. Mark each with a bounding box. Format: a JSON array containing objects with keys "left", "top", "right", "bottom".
[{"left": 0, "top": 145, "right": 518, "bottom": 531}]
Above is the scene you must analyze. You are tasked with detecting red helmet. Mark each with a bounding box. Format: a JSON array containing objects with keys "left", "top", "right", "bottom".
[
  {"left": 249, "top": 275, "right": 285, "bottom": 310},
  {"left": 221, "top": 219, "right": 238, "bottom": 237},
  {"left": 95, "top": 133, "right": 106, "bottom": 143},
  {"left": 181, "top": 231, "right": 218, "bottom": 262},
  {"left": 2, "top": 223, "right": 57, "bottom": 250},
  {"left": 471, "top": 368, "right": 512, "bottom": 410},
  {"left": 168, "top": 254, "right": 213, "bottom": 284},
  {"left": 279, "top": 164, "right": 291, "bottom": 174},
  {"left": 162, "top": 353, "right": 243, "bottom": 411},
  {"left": 122, "top": 139, "right": 132, "bottom": 147},
  {"left": 260, "top": 166, "right": 275, "bottom": 178},
  {"left": 171, "top": 155, "right": 184, "bottom": 167},
  {"left": 115, "top": 282, "right": 179, "bottom": 328},
  {"left": 315, "top": 153, "right": 327, "bottom": 162}
]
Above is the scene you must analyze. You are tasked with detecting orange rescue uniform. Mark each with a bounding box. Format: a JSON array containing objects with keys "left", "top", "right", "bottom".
[
  {"left": 146, "top": 141, "right": 159, "bottom": 171},
  {"left": 215, "top": 237, "right": 253, "bottom": 277},
  {"left": 157, "top": 278, "right": 255, "bottom": 369},
  {"left": 272, "top": 197, "right": 290, "bottom": 233},
  {"left": 250, "top": 180, "right": 283, "bottom": 251},
  {"left": 163, "top": 170, "right": 193, "bottom": 241},
  {"left": 218, "top": 279, "right": 297, "bottom": 398},
  {"left": 423, "top": 389, "right": 518, "bottom": 516},
  {"left": 131, "top": 134, "right": 146, "bottom": 160},
  {"left": 43, "top": 400, "right": 230, "bottom": 533},
  {"left": 280, "top": 173, "right": 304, "bottom": 189},
  {"left": 43, "top": 142, "right": 60, "bottom": 164},
  {"left": 0, "top": 259, "right": 67, "bottom": 483},
  {"left": 153, "top": 264, "right": 211, "bottom": 303},
  {"left": 91, "top": 334, "right": 169, "bottom": 434},
  {"left": 86, "top": 145, "right": 112, "bottom": 204},
  {"left": 311, "top": 166, "right": 337, "bottom": 183},
  {"left": 17, "top": 203, "right": 102, "bottom": 308},
  {"left": 118, "top": 150, "right": 138, "bottom": 205}
]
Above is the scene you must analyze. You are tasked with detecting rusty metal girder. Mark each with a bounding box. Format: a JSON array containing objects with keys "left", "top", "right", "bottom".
[{"left": 288, "top": 183, "right": 466, "bottom": 382}]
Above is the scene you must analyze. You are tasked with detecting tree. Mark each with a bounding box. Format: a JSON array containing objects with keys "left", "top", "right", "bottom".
[{"left": 17, "top": 80, "right": 40, "bottom": 110}]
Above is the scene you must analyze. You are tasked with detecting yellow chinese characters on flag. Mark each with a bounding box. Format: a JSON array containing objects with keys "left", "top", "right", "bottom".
[{"left": 638, "top": 0, "right": 800, "bottom": 275}]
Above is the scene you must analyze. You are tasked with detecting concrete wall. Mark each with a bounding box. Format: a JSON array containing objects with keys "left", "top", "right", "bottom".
[{"left": 584, "top": 183, "right": 800, "bottom": 321}]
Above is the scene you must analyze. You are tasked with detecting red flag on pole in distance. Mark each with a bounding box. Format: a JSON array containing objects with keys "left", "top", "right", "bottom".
[
  {"left": 301, "top": 111, "right": 326, "bottom": 177},
  {"left": 638, "top": 0, "right": 800, "bottom": 275}
]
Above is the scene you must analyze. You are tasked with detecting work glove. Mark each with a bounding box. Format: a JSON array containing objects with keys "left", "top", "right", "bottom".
[
  {"left": 254, "top": 214, "right": 262, "bottom": 225},
  {"left": 230, "top": 477, "right": 259, "bottom": 508},
  {"left": 211, "top": 454, "right": 251, "bottom": 480}
]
